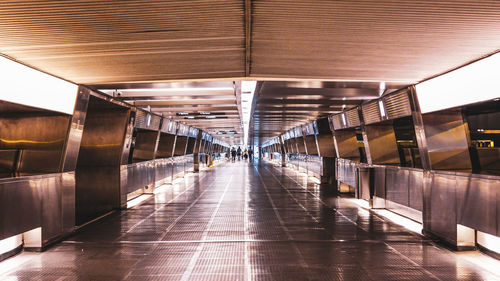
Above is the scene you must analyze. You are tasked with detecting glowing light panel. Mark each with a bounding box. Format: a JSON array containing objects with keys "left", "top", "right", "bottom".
[
  {"left": 0, "top": 56, "right": 78, "bottom": 114},
  {"left": 416, "top": 53, "right": 500, "bottom": 114}
]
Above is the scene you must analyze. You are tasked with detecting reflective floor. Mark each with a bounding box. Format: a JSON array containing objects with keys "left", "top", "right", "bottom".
[{"left": 1, "top": 161, "right": 499, "bottom": 280}]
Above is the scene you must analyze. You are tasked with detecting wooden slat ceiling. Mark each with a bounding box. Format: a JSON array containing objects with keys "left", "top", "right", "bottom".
[
  {"left": 0, "top": 1, "right": 498, "bottom": 84},
  {"left": 0, "top": 1, "right": 499, "bottom": 145}
]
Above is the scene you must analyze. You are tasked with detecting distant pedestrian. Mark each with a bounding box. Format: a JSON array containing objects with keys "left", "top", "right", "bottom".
[
  {"left": 231, "top": 147, "right": 237, "bottom": 162},
  {"left": 237, "top": 146, "right": 242, "bottom": 161}
]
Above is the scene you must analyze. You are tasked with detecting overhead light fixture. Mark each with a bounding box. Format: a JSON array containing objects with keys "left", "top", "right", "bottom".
[
  {"left": 177, "top": 112, "right": 189, "bottom": 116},
  {"left": 206, "top": 116, "right": 216, "bottom": 119},
  {"left": 199, "top": 112, "right": 211, "bottom": 115},
  {"left": 241, "top": 81, "right": 257, "bottom": 146},
  {"left": 379, "top": 81, "right": 386, "bottom": 96},
  {"left": 186, "top": 116, "right": 195, "bottom": 119},
  {"left": 0, "top": 56, "right": 78, "bottom": 114},
  {"left": 379, "top": 100, "right": 386, "bottom": 118},
  {"left": 416, "top": 52, "right": 500, "bottom": 114},
  {"left": 115, "top": 87, "right": 234, "bottom": 92}
]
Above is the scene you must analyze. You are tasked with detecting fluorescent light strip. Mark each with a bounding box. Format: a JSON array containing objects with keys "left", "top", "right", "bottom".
[
  {"left": 127, "top": 194, "right": 152, "bottom": 208},
  {"left": 241, "top": 81, "right": 257, "bottom": 146},
  {"left": 0, "top": 56, "right": 78, "bottom": 114},
  {"left": 416, "top": 52, "right": 500, "bottom": 114},
  {"left": 477, "top": 231, "right": 500, "bottom": 255},
  {"left": 0, "top": 234, "right": 22, "bottom": 257},
  {"left": 117, "top": 87, "right": 234, "bottom": 92},
  {"left": 372, "top": 209, "right": 423, "bottom": 234}
]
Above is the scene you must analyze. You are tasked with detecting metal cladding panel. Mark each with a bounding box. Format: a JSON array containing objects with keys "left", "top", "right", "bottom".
[
  {"left": 160, "top": 119, "right": 173, "bottom": 134},
  {"left": 135, "top": 110, "right": 160, "bottom": 131},
  {"left": 331, "top": 114, "right": 344, "bottom": 130},
  {"left": 362, "top": 101, "right": 382, "bottom": 125},
  {"left": 304, "top": 122, "right": 315, "bottom": 135},
  {"left": 383, "top": 90, "right": 412, "bottom": 120}
]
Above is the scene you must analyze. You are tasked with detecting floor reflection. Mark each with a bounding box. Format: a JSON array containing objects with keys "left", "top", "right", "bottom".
[{"left": 0, "top": 160, "right": 499, "bottom": 280}]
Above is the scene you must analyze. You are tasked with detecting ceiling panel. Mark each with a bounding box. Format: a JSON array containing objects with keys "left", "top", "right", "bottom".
[
  {"left": 0, "top": 0, "right": 245, "bottom": 84},
  {"left": 251, "top": 0, "right": 500, "bottom": 83}
]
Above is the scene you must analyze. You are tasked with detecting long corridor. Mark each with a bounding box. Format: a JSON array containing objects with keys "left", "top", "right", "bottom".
[{"left": 1, "top": 161, "right": 499, "bottom": 281}]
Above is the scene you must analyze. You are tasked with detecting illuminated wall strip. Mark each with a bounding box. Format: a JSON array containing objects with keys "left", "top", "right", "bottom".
[
  {"left": 416, "top": 52, "right": 500, "bottom": 114},
  {"left": 0, "top": 234, "right": 22, "bottom": 258},
  {"left": 0, "top": 56, "right": 78, "bottom": 115}
]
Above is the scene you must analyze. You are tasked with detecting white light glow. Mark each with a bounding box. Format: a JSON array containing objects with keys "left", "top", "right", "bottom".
[
  {"left": 350, "top": 198, "right": 371, "bottom": 209},
  {"left": 309, "top": 177, "right": 321, "bottom": 184},
  {"left": 0, "top": 56, "right": 78, "bottom": 114},
  {"left": 127, "top": 194, "right": 152, "bottom": 208},
  {"left": 477, "top": 231, "right": 500, "bottom": 255},
  {"left": 241, "top": 81, "right": 257, "bottom": 146},
  {"left": 341, "top": 113, "right": 347, "bottom": 126},
  {"left": 153, "top": 184, "right": 171, "bottom": 194},
  {"left": 378, "top": 100, "right": 386, "bottom": 117},
  {"left": 118, "top": 87, "right": 234, "bottom": 92},
  {"left": 379, "top": 81, "right": 386, "bottom": 96},
  {"left": 373, "top": 209, "right": 423, "bottom": 234},
  {"left": 0, "top": 234, "right": 22, "bottom": 256},
  {"left": 416, "top": 53, "right": 500, "bottom": 114}
]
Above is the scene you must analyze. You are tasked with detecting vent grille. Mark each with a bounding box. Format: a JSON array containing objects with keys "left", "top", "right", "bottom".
[
  {"left": 383, "top": 90, "right": 412, "bottom": 120},
  {"left": 345, "top": 108, "right": 361, "bottom": 128},
  {"left": 135, "top": 110, "right": 160, "bottom": 130},
  {"left": 362, "top": 102, "right": 382, "bottom": 125}
]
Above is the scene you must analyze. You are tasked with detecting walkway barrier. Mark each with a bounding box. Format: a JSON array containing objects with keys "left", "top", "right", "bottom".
[
  {"left": 0, "top": 172, "right": 75, "bottom": 250},
  {"left": 336, "top": 157, "right": 500, "bottom": 249}
]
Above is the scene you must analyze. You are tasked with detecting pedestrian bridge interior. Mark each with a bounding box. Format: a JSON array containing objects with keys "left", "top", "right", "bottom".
[{"left": 1, "top": 1, "right": 500, "bottom": 280}]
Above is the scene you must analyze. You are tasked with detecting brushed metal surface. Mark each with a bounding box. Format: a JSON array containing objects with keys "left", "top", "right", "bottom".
[
  {"left": 364, "top": 124, "right": 400, "bottom": 165},
  {"left": 422, "top": 110, "right": 472, "bottom": 171},
  {"left": 0, "top": 172, "right": 76, "bottom": 247},
  {"left": 306, "top": 155, "right": 322, "bottom": 177},
  {"left": 304, "top": 135, "right": 318, "bottom": 156},
  {"left": 334, "top": 130, "right": 361, "bottom": 161},
  {"left": 77, "top": 95, "right": 130, "bottom": 166},
  {"left": 174, "top": 136, "right": 188, "bottom": 156},
  {"left": 0, "top": 113, "right": 71, "bottom": 176},
  {"left": 0, "top": 175, "right": 42, "bottom": 240},
  {"left": 336, "top": 158, "right": 358, "bottom": 188},
  {"left": 76, "top": 166, "right": 120, "bottom": 225},
  {"left": 157, "top": 133, "right": 176, "bottom": 158},
  {"left": 120, "top": 161, "right": 155, "bottom": 195},
  {"left": 131, "top": 129, "right": 158, "bottom": 163},
  {"left": 60, "top": 86, "right": 90, "bottom": 172},
  {"left": 154, "top": 158, "right": 173, "bottom": 186}
]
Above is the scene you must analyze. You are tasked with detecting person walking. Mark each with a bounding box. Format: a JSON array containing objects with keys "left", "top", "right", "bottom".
[
  {"left": 237, "top": 146, "right": 242, "bottom": 161},
  {"left": 243, "top": 149, "right": 248, "bottom": 160},
  {"left": 231, "top": 147, "right": 236, "bottom": 162}
]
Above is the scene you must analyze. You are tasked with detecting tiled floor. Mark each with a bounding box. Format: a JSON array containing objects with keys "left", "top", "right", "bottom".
[{"left": 1, "top": 160, "right": 499, "bottom": 280}]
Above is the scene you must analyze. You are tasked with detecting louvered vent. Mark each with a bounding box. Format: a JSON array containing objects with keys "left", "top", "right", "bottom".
[
  {"left": 135, "top": 110, "right": 160, "bottom": 130},
  {"left": 345, "top": 108, "right": 361, "bottom": 128},
  {"left": 362, "top": 102, "right": 382, "bottom": 125},
  {"left": 331, "top": 115, "right": 344, "bottom": 130},
  {"left": 383, "top": 90, "right": 412, "bottom": 120},
  {"left": 160, "top": 119, "right": 171, "bottom": 133}
]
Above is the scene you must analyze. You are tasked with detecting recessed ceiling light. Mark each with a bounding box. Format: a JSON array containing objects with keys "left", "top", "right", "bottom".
[{"left": 177, "top": 112, "right": 189, "bottom": 116}]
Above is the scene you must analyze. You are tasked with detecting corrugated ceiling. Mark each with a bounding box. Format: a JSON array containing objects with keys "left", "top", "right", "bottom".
[
  {"left": 0, "top": 1, "right": 499, "bottom": 145},
  {"left": 0, "top": 1, "right": 499, "bottom": 85}
]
